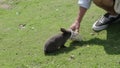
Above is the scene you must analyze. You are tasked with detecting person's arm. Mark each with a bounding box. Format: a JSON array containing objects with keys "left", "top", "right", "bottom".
[
  {"left": 70, "top": 0, "right": 92, "bottom": 32},
  {"left": 70, "top": 6, "right": 87, "bottom": 32}
]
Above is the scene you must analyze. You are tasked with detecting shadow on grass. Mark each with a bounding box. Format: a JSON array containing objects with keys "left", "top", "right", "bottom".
[
  {"left": 70, "top": 21, "right": 120, "bottom": 55},
  {"left": 106, "top": 21, "right": 120, "bottom": 54}
]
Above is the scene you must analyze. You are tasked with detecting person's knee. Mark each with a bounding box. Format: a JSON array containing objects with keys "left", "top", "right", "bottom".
[{"left": 93, "top": 0, "right": 114, "bottom": 8}]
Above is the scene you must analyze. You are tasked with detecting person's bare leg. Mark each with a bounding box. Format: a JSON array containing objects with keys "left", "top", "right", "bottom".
[{"left": 93, "top": 0, "right": 117, "bottom": 15}]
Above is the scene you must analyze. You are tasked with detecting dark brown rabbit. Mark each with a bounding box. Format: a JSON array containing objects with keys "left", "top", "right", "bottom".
[{"left": 44, "top": 28, "right": 71, "bottom": 54}]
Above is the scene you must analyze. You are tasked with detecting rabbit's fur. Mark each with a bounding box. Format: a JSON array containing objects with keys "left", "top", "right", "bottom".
[{"left": 44, "top": 28, "right": 71, "bottom": 54}]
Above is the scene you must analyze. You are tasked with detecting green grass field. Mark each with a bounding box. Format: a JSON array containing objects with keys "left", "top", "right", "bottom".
[{"left": 0, "top": 0, "right": 120, "bottom": 68}]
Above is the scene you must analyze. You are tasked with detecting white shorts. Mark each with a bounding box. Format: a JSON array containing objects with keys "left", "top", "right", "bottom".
[
  {"left": 114, "top": 0, "right": 120, "bottom": 14},
  {"left": 78, "top": 0, "right": 92, "bottom": 9}
]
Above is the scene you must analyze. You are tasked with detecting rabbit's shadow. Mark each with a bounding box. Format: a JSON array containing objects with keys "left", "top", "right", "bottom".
[{"left": 44, "top": 44, "right": 77, "bottom": 56}]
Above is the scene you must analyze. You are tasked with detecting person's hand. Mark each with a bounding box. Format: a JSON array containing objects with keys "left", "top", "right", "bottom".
[{"left": 70, "top": 21, "right": 80, "bottom": 32}]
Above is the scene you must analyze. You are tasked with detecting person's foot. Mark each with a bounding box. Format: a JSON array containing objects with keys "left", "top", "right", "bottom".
[{"left": 92, "top": 13, "right": 120, "bottom": 32}]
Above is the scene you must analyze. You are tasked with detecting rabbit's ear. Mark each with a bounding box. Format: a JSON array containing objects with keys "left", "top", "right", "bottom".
[{"left": 60, "top": 28, "right": 67, "bottom": 33}]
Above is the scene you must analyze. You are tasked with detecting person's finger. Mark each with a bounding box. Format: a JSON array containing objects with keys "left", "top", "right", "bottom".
[
  {"left": 75, "top": 29, "right": 79, "bottom": 32},
  {"left": 70, "top": 26, "right": 75, "bottom": 31}
]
